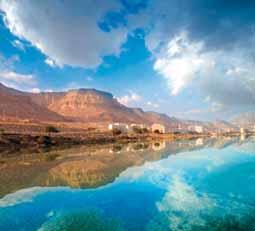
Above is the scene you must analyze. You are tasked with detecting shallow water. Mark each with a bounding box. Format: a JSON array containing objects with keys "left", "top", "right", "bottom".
[{"left": 0, "top": 136, "right": 255, "bottom": 231}]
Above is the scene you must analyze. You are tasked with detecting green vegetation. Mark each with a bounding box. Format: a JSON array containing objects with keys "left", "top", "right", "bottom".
[
  {"left": 142, "top": 128, "right": 149, "bottom": 133},
  {"left": 88, "top": 127, "right": 96, "bottom": 132},
  {"left": 112, "top": 128, "right": 122, "bottom": 135},
  {"left": 153, "top": 129, "right": 161, "bottom": 134},
  {"left": 132, "top": 127, "right": 143, "bottom": 134},
  {"left": 44, "top": 153, "right": 60, "bottom": 161},
  {"left": 45, "top": 125, "right": 59, "bottom": 133},
  {"left": 37, "top": 135, "right": 52, "bottom": 147},
  {"left": 132, "top": 127, "right": 149, "bottom": 134},
  {"left": 0, "top": 128, "right": 4, "bottom": 134}
]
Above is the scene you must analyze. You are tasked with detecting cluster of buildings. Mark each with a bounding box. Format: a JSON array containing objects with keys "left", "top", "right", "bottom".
[
  {"left": 108, "top": 123, "right": 166, "bottom": 134},
  {"left": 108, "top": 122, "right": 209, "bottom": 134},
  {"left": 108, "top": 122, "right": 255, "bottom": 135},
  {"left": 187, "top": 125, "right": 204, "bottom": 133},
  {"left": 240, "top": 126, "right": 255, "bottom": 134}
]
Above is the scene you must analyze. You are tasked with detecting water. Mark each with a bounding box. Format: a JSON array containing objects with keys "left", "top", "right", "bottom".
[{"left": 0, "top": 136, "right": 255, "bottom": 231}]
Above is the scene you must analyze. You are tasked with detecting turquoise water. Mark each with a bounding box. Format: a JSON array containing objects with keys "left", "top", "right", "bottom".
[{"left": 1, "top": 137, "right": 255, "bottom": 231}]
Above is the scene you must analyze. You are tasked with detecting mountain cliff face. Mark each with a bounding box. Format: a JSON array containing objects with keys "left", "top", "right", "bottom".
[
  {"left": 30, "top": 87, "right": 186, "bottom": 127},
  {"left": 0, "top": 83, "right": 66, "bottom": 122},
  {"left": 0, "top": 83, "right": 245, "bottom": 131},
  {"left": 0, "top": 83, "right": 179, "bottom": 127},
  {"left": 30, "top": 89, "right": 149, "bottom": 123}
]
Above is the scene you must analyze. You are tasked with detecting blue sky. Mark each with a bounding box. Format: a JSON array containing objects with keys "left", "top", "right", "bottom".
[{"left": 0, "top": 0, "right": 254, "bottom": 121}]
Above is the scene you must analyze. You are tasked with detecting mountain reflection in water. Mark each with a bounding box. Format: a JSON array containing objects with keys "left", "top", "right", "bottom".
[
  {"left": 0, "top": 136, "right": 255, "bottom": 231},
  {"left": 0, "top": 137, "right": 244, "bottom": 197}
]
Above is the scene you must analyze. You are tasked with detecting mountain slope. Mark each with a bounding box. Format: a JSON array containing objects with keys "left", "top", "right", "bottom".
[
  {"left": 0, "top": 83, "right": 242, "bottom": 131},
  {"left": 29, "top": 88, "right": 182, "bottom": 127},
  {"left": 231, "top": 112, "right": 255, "bottom": 129},
  {"left": 0, "top": 83, "right": 178, "bottom": 125},
  {"left": 0, "top": 83, "right": 66, "bottom": 122}
]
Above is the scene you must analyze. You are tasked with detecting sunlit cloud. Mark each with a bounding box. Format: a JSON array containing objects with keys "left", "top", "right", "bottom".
[
  {"left": 0, "top": 71, "right": 36, "bottom": 86},
  {"left": 0, "top": 0, "right": 128, "bottom": 68},
  {"left": 11, "top": 39, "right": 25, "bottom": 51},
  {"left": 117, "top": 91, "right": 142, "bottom": 106}
]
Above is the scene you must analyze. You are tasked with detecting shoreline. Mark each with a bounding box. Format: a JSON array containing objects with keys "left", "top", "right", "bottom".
[{"left": 0, "top": 130, "right": 251, "bottom": 155}]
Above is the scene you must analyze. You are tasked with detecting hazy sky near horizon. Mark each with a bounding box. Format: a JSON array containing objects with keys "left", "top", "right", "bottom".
[{"left": 0, "top": 0, "right": 254, "bottom": 120}]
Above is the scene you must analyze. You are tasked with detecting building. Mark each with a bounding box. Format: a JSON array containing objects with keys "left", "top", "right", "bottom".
[
  {"left": 108, "top": 123, "right": 129, "bottom": 133},
  {"left": 151, "top": 123, "right": 165, "bottom": 134},
  {"left": 240, "top": 127, "right": 248, "bottom": 134},
  {"left": 194, "top": 126, "right": 203, "bottom": 133},
  {"left": 188, "top": 125, "right": 203, "bottom": 133}
]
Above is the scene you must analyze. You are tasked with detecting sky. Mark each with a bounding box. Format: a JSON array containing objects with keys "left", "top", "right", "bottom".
[{"left": 0, "top": 0, "right": 254, "bottom": 121}]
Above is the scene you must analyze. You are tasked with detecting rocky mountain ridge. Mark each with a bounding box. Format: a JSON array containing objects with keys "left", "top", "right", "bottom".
[{"left": 0, "top": 83, "right": 250, "bottom": 131}]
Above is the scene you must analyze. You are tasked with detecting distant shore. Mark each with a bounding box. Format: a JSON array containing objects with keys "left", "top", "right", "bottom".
[
  {"left": 0, "top": 128, "right": 251, "bottom": 155},
  {"left": 0, "top": 120, "right": 254, "bottom": 155}
]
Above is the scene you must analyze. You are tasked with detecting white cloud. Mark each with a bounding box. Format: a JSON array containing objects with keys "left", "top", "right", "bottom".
[
  {"left": 126, "top": 0, "right": 255, "bottom": 113},
  {"left": 153, "top": 32, "right": 214, "bottom": 95},
  {"left": 0, "top": 187, "right": 46, "bottom": 207},
  {"left": 117, "top": 92, "right": 141, "bottom": 106},
  {"left": 0, "top": 71, "right": 36, "bottom": 85},
  {"left": 0, "top": 0, "right": 128, "bottom": 68},
  {"left": 152, "top": 31, "right": 255, "bottom": 108},
  {"left": 147, "top": 101, "right": 159, "bottom": 108},
  {"left": 31, "top": 88, "right": 41, "bottom": 93},
  {"left": 11, "top": 39, "right": 25, "bottom": 51},
  {"left": 226, "top": 67, "right": 247, "bottom": 76},
  {"left": 156, "top": 175, "right": 215, "bottom": 230},
  {"left": 0, "top": 55, "right": 38, "bottom": 90},
  {"left": 44, "top": 57, "right": 60, "bottom": 68}
]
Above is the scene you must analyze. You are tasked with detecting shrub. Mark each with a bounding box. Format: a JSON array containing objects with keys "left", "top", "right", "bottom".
[
  {"left": 154, "top": 129, "right": 161, "bottom": 134},
  {"left": 87, "top": 127, "right": 96, "bottom": 132},
  {"left": 142, "top": 128, "right": 149, "bottom": 133},
  {"left": 132, "top": 127, "right": 143, "bottom": 134},
  {"left": 0, "top": 128, "right": 5, "bottom": 134},
  {"left": 112, "top": 145, "right": 122, "bottom": 152},
  {"left": 37, "top": 135, "right": 52, "bottom": 145},
  {"left": 45, "top": 126, "right": 59, "bottom": 133},
  {"left": 132, "top": 127, "right": 149, "bottom": 134},
  {"left": 112, "top": 128, "right": 122, "bottom": 135}
]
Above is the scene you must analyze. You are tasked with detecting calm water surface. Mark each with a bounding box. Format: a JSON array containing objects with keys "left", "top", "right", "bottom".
[{"left": 0, "top": 137, "right": 255, "bottom": 231}]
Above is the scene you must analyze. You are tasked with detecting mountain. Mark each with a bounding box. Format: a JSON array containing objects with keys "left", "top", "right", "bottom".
[
  {"left": 30, "top": 89, "right": 146, "bottom": 123},
  {"left": 231, "top": 112, "right": 255, "bottom": 129},
  {"left": 0, "top": 83, "right": 245, "bottom": 132},
  {"left": 0, "top": 83, "right": 181, "bottom": 128},
  {"left": 210, "top": 120, "right": 239, "bottom": 132},
  {"left": 0, "top": 83, "right": 66, "bottom": 122}
]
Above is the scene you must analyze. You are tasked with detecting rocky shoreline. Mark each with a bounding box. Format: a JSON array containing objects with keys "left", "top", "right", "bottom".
[{"left": 0, "top": 132, "right": 159, "bottom": 155}]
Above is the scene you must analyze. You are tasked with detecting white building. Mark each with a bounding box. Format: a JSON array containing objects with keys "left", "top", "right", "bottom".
[
  {"left": 108, "top": 123, "right": 129, "bottom": 133},
  {"left": 187, "top": 125, "right": 204, "bottom": 133},
  {"left": 194, "top": 126, "right": 203, "bottom": 133},
  {"left": 240, "top": 127, "right": 248, "bottom": 134},
  {"left": 151, "top": 123, "right": 165, "bottom": 134}
]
